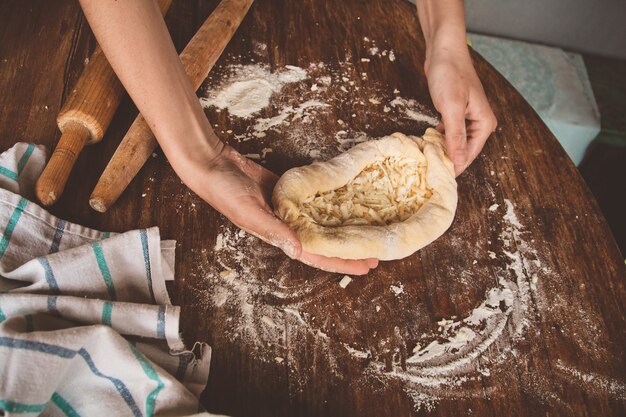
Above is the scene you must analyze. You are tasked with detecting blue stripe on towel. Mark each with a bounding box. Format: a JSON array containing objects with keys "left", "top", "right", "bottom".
[
  {"left": 0, "top": 336, "right": 76, "bottom": 358},
  {"left": 140, "top": 230, "right": 155, "bottom": 303},
  {"left": 77, "top": 348, "right": 142, "bottom": 417},
  {"left": 49, "top": 218, "right": 66, "bottom": 254},
  {"left": 47, "top": 295, "right": 60, "bottom": 315},
  {"left": 175, "top": 353, "right": 191, "bottom": 381},
  {"left": 156, "top": 306, "right": 165, "bottom": 339},
  {"left": 38, "top": 257, "right": 60, "bottom": 293}
]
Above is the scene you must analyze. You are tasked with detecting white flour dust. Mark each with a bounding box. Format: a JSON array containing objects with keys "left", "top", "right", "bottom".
[
  {"left": 200, "top": 64, "right": 307, "bottom": 118},
  {"left": 193, "top": 194, "right": 625, "bottom": 412},
  {"left": 555, "top": 360, "right": 626, "bottom": 400},
  {"left": 202, "top": 201, "right": 520, "bottom": 398},
  {"left": 390, "top": 97, "right": 439, "bottom": 126},
  {"left": 252, "top": 100, "right": 329, "bottom": 134},
  {"left": 199, "top": 57, "right": 439, "bottom": 163},
  {"left": 193, "top": 49, "right": 623, "bottom": 412},
  {"left": 363, "top": 36, "right": 397, "bottom": 63},
  {"left": 349, "top": 198, "right": 536, "bottom": 411}
]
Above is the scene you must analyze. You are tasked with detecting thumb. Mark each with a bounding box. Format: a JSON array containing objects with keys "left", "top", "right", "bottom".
[
  {"left": 440, "top": 102, "right": 468, "bottom": 176},
  {"left": 238, "top": 206, "right": 302, "bottom": 259}
]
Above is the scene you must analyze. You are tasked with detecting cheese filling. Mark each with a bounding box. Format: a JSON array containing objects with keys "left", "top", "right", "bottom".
[{"left": 300, "top": 156, "right": 432, "bottom": 227}]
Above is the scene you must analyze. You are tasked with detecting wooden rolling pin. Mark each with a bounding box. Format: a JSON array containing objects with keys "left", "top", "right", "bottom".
[
  {"left": 89, "top": 0, "right": 255, "bottom": 213},
  {"left": 35, "top": 0, "right": 173, "bottom": 207}
]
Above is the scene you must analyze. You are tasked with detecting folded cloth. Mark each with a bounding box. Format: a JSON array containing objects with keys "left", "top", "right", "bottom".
[{"left": 0, "top": 144, "right": 213, "bottom": 416}]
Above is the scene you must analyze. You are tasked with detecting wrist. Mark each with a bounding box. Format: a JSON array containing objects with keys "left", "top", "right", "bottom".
[
  {"left": 424, "top": 29, "right": 471, "bottom": 76},
  {"left": 165, "top": 129, "right": 225, "bottom": 184},
  {"left": 425, "top": 21, "right": 467, "bottom": 48}
]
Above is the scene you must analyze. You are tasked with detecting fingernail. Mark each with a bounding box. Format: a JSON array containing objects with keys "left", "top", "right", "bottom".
[{"left": 281, "top": 240, "right": 298, "bottom": 259}]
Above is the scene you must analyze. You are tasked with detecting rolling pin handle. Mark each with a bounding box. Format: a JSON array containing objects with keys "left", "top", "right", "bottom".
[{"left": 35, "top": 123, "right": 91, "bottom": 206}]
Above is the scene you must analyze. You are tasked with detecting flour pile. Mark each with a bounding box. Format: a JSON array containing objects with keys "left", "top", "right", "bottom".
[
  {"left": 199, "top": 57, "right": 440, "bottom": 164},
  {"left": 200, "top": 64, "right": 307, "bottom": 118}
]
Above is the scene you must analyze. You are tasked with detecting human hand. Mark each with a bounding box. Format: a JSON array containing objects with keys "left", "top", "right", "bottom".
[
  {"left": 424, "top": 42, "right": 497, "bottom": 176},
  {"left": 185, "top": 145, "right": 378, "bottom": 275}
]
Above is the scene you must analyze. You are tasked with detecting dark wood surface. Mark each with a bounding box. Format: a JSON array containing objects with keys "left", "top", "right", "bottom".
[{"left": 1, "top": 1, "right": 625, "bottom": 416}]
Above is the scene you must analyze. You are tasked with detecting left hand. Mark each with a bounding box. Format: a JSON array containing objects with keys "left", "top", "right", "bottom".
[
  {"left": 424, "top": 42, "right": 497, "bottom": 176},
  {"left": 185, "top": 145, "right": 379, "bottom": 275}
]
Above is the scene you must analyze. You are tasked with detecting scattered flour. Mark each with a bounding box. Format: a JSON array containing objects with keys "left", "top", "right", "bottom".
[
  {"left": 193, "top": 55, "right": 622, "bottom": 413},
  {"left": 253, "top": 100, "right": 329, "bottom": 133},
  {"left": 555, "top": 361, "right": 626, "bottom": 400},
  {"left": 390, "top": 97, "right": 439, "bottom": 126},
  {"left": 364, "top": 198, "right": 547, "bottom": 411},
  {"left": 200, "top": 59, "right": 442, "bottom": 163},
  {"left": 362, "top": 36, "right": 397, "bottom": 63},
  {"left": 195, "top": 194, "right": 622, "bottom": 413},
  {"left": 390, "top": 283, "right": 404, "bottom": 296},
  {"left": 200, "top": 64, "right": 307, "bottom": 118},
  {"left": 343, "top": 343, "right": 369, "bottom": 359}
]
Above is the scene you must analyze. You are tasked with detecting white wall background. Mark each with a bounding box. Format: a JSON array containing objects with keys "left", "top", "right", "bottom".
[{"left": 408, "top": 0, "right": 626, "bottom": 59}]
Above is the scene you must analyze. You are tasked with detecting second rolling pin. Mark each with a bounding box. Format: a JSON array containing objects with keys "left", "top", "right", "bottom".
[
  {"left": 89, "top": 0, "right": 255, "bottom": 213},
  {"left": 34, "top": 0, "right": 172, "bottom": 207}
]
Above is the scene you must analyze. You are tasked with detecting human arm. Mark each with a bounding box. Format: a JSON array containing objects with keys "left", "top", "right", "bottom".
[
  {"left": 78, "top": 0, "right": 378, "bottom": 274},
  {"left": 415, "top": 0, "right": 497, "bottom": 176}
]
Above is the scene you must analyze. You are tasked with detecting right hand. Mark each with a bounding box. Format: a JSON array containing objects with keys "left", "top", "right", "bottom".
[
  {"left": 424, "top": 37, "right": 497, "bottom": 176},
  {"left": 183, "top": 144, "right": 379, "bottom": 275}
]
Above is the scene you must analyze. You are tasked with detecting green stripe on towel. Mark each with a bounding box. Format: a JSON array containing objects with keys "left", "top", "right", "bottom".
[
  {"left": 0, "top": 144, "right": 36, "bottom": 182},
  {"left": 17, "top": 144, "right": 35, "bottom": 174},
  {"left": 129, "top": 342, "right": 164, "bottom": 417},
  {"left": 0, "top": 399, "right": 46, "bottom": 413},
  {"left": 0, "top": 198, "right": 28, "bottom": 259},
  {"left": 102, "top": 301, "right": 113, "bottom": 326},
  {"left": 51, "top": 392, "right": 81, "bottom": 417},
  {"left": 0, "top": 166, "right": 18, "bottom": 181},
  {"left": 92, "top": 242, "right": 117, "bottom": 301}
]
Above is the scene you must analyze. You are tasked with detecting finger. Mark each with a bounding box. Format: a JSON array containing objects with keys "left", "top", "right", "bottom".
[
  {"left": 464, "top": 87, "right": 497, "bottom": 164},
  {"left": 254, "top": 163, "right": 280, "bottom": 186},
  {"left": 439, "top": 101, "right": 469, "bottom": 176},
  {"left": 240, "top": 207, "right": 375, "bottom": 275},
  {"left": 365, "top": 258, "right": 379, "bottom": 268},
  {"left": 259, "top": 169, "right": 281, "bottom": 200},
  {"left": 236, "top": 204, "right": 302, "bottom": 259},
  {"left": 465, "top": 120, "right": 493, "bottom": 164},
  {"left": 243, "top": 161, "right": 280, "bottom": 200},
  {"left": 298, "top": 250, "right": 374, "bottom": 275}
]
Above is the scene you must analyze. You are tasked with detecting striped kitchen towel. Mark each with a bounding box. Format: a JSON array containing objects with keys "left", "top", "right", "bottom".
[{"left": 0, "top": 143, "right": 215, "bottom": 417}]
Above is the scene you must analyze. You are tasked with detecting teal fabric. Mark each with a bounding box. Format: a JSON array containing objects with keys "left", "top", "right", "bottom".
[{"left": 468, "top": 33, "right": 601, "bottom": 165}]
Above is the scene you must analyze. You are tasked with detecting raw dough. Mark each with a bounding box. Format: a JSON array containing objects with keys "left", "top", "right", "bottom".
[{"left": 272, "top": 128, "right": 457, "bottom": 260}]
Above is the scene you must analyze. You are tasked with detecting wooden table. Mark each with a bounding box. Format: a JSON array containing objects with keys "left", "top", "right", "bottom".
[{"left": 1, "top": 1, "right": 625, "bottom": 416}]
